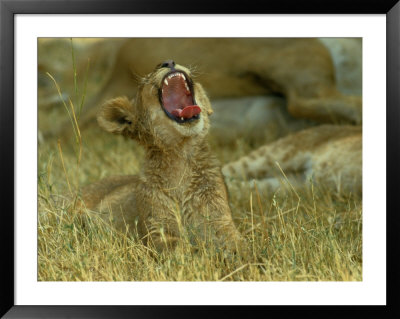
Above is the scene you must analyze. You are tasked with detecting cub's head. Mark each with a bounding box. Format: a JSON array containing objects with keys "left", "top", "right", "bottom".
[{"left": 97, "top": 60, "right": 213, "bottom": 148}]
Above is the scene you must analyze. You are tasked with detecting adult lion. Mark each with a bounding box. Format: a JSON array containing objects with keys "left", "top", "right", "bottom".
[{"left": 39, "top": 38, "right": 362, "bottom": 139}]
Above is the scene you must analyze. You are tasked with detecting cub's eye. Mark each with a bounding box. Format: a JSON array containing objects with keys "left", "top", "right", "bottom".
[{"left": 156, "top": 62, "right": 170, "bottom": 69}]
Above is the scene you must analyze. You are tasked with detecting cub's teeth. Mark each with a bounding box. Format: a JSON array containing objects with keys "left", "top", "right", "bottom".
[
  {"left": 165, "top": 72, "right": 186, "bottom": 84},
  {"left": 181, "top": 117, "right": 184, "bottom": 121}
]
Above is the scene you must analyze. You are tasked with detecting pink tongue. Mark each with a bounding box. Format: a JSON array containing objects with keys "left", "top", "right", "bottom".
[{"left": 171, "top": 105, "right": 201, "bottom": 119}]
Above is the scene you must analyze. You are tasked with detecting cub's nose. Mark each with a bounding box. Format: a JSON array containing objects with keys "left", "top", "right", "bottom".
[{"left": 161, "top": 60, "right": 176, "bottom": 69}]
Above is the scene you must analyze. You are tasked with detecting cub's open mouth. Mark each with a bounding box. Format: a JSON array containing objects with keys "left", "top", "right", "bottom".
[{"left": 159, "top": 70, "right": 201, "bottom": 124}]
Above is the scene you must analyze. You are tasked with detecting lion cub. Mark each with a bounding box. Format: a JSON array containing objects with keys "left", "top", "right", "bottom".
[{"left": 81, "top": 60, "right": 246, "bottom": 254}]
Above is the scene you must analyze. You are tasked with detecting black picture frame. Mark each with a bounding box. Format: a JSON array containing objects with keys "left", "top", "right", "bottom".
[{"left": 1, "top": 0, "right": 399, "bottom": 318}]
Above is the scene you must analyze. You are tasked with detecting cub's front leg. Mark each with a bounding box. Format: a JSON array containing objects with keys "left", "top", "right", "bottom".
[
  {"left": 184, "top": 174, "right": 248, "bottom": 256},
  {"left": 136, "top": 184, "right": 182, "bottom": 252}
]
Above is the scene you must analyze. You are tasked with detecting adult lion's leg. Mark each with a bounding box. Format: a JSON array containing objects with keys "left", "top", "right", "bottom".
[
  {"left": 287, "top": 90, "right": 362, "bottom": 124},
  {"left": 248, "top": 39, "right": 362, "bottom": 125}
]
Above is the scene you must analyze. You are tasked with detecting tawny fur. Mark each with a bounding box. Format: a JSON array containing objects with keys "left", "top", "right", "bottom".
[
  {"left": 80, "top": 63, "right": 247, "bottom": 253},
  {"left": 44, "top": 38, "right": 362, "bottom": 139},
  {"left": 222, "top": 125, "right": 362, "bottom": 196}
]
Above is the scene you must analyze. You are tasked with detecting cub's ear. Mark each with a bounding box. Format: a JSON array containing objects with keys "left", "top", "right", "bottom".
[
  {"left": 195, "top": 83, "right": 213, "bottom": 116},
  {"left": 97, "top": 97, "right": 136, "bottom": 137}
]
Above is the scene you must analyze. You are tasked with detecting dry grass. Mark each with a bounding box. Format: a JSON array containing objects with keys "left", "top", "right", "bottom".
[
  {"left": 37, "top": 39, "right": 362, "bottom": 282},
  {"left": 38, "top": 128, "right": 362, "bottom": 281}
]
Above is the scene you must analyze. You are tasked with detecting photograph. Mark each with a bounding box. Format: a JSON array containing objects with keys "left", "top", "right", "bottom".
[
  {"left": 37, "top": 37, "right": 363, "bottom": 282},
  {"left": 3, "top": 2, "right": 397, "bottom": 315}
]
